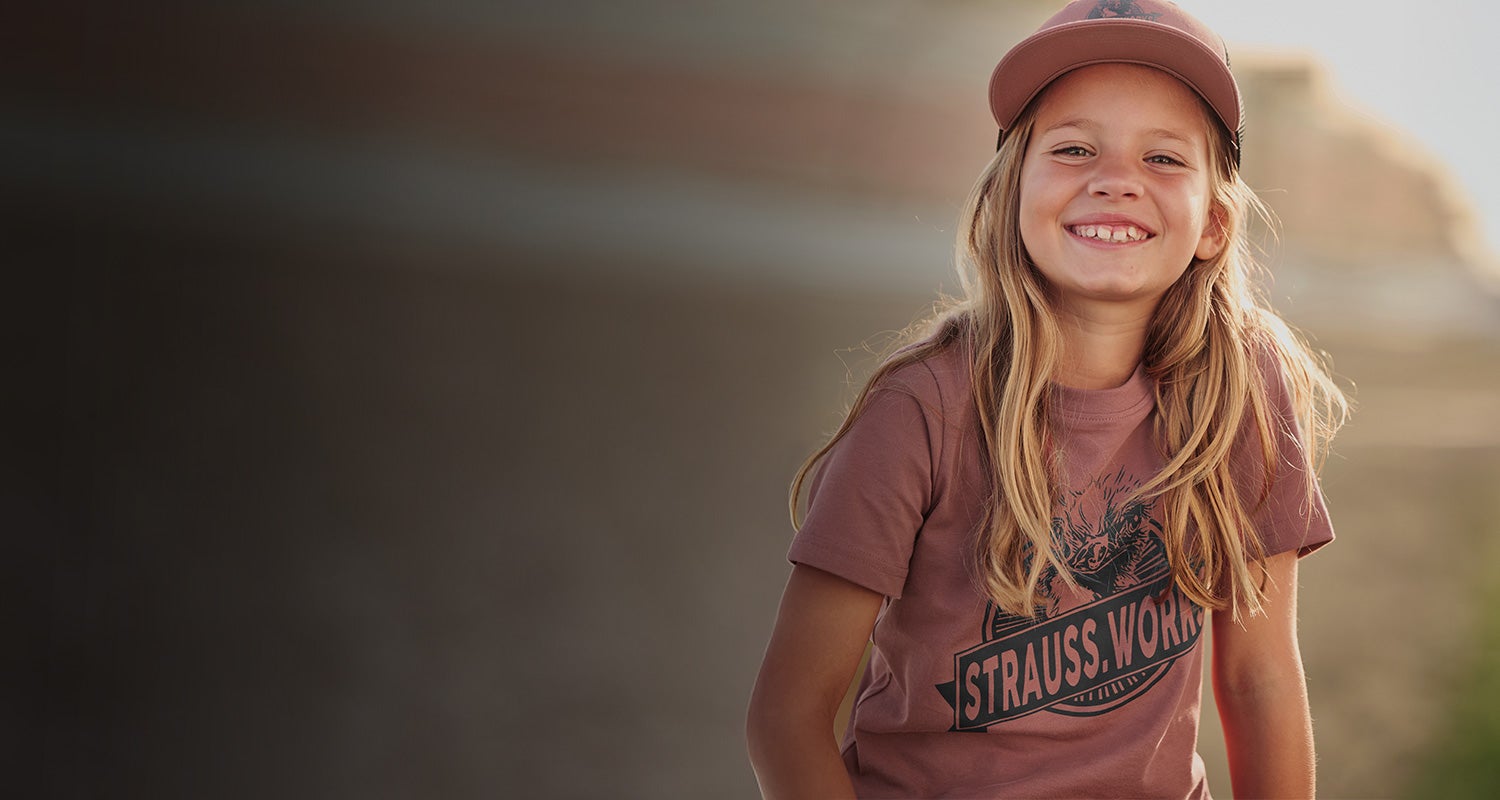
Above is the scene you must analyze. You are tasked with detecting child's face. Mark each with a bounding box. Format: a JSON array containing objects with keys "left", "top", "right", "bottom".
[{"left": 1017, "top": 63, "right": 1225, "bottom": 317}]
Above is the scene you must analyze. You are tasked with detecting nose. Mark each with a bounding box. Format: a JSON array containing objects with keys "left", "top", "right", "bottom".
[{"left": 1088, "top": 153, "right": 1143, "bottom": 199}]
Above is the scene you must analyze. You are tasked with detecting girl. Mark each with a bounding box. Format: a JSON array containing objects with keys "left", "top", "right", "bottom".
[{"left": 746, "top": 2, "right": 1348, "bottom": 798}]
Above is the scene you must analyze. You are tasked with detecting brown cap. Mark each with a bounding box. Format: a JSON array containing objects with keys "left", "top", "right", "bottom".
[{"left": 989, "top": 0, "right": 1242, "bottom": 161}]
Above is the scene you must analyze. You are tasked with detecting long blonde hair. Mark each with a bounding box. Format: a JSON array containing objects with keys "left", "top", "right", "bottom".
[{"left": 790, "top": 98, "right": 1349, "bottom": 621}]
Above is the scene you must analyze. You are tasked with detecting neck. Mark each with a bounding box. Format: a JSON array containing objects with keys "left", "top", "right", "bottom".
[{"left": 1051, "top": 300, "right": 1151, "bottom": 390}]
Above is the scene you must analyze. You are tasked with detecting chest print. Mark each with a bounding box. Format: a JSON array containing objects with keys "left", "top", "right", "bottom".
[{"left": 936, "top": 469, "right": 1205, "bottom": 730}]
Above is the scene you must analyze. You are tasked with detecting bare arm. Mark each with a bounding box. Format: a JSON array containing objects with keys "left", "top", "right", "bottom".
[
  {"left": 1212, "top": 549, "right": 1316, "bottom": 799},
  {"left": 746, "top": 564, "right": 884, "bottom": 800}
]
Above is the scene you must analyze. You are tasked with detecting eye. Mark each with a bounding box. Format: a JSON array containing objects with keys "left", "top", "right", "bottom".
[
  {"left": 1146, "top": 153, "right": 1186, "bottom": 166},
  {"left": 1050, "top": 145, "right": 1093, "bottom": 158}
]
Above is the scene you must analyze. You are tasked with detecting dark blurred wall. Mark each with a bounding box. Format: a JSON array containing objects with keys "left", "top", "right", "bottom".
[
  {"left": 10, "top": 3, "right": 1499, "bottom": 799},
  {"left": 12, "top": 219, "right": 919, "bottom": 797},
  {"left": 10, "top": 3, "right": 989, "bottom": 796}
]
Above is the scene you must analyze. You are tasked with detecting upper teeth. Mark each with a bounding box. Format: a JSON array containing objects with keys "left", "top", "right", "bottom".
[{"left": 1072, "top": 224, "right": 1147, "bottom": 242}]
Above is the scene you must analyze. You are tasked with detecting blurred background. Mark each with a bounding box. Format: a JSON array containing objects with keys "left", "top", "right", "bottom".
[{"left": 9, "top": 1, "right": 1499, "bottom": 798}]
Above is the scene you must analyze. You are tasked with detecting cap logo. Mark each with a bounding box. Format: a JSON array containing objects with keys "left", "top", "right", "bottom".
[{"left": 1085, "top": 1, "right": 1163, "bottom": 21}]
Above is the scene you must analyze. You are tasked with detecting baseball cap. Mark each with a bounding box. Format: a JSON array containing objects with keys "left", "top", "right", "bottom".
[{"left": 989, "top": 0, "right": 1243, "bottom": 163}]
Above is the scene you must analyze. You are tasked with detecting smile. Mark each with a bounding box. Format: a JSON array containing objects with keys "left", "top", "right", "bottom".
[{"left": 1067, "top": 224, "right": 1152, "bottom": 243}]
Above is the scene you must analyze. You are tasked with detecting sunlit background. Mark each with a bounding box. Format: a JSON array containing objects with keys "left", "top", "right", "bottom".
[{"left": 11, "top": 1, "right": 1499, "bottom": 798}]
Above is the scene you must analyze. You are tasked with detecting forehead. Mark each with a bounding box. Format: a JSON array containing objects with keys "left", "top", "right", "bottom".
[{"left": 1030, "top": 63, "right": 1213, "bottom": 139}]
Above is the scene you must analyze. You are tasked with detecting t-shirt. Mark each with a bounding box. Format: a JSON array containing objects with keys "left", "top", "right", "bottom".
[{"left": 788, "top": 342, "right": 1333, "bottom": 799}]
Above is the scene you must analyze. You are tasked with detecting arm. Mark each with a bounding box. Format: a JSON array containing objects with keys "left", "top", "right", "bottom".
[
  {"left": 746, "top": 564, "right": 884, "bottom": 800},
  {"left": 1211, "top": 549, "right": 1316, "bottom": 799}
]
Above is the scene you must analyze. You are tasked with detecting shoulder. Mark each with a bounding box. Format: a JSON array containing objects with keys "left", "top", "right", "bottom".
[
  {"left": 873, "top": 338, "right": 972, "bottom": 421},
  {"left": 821, "top": 340, "right": 972, "bottom": 489},
  {"left": 1248, "top": 333, "right": 1292, "bottom": 396},
  {"left": 1229, "top": 333, "right": 1304, "bottom": 461},
  {"left": 1243, "top": 330, "right": 1315, "bottom": 453}
]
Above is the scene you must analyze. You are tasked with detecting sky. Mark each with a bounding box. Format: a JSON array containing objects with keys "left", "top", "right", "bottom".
[{"left": 1188, "top": 0, "right": 1500, "bottom": 256}]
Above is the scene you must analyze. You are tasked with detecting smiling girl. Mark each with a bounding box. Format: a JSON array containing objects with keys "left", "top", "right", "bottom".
[{"left": 746, "top": 2, "right": 1349, "bottom": 798}]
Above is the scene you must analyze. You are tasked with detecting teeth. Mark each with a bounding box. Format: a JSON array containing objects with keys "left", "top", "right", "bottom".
[{"left": 1071, "top": 224, "right": 1148, "bottom": 242}]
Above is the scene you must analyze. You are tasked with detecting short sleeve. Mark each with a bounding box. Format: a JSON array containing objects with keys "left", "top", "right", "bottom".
[
  {"left": 1242, "top": 351, "right": 1335, "bottom": 558},
  {"left": 788, "top": 365, "right": 942, "bottom": 599}
]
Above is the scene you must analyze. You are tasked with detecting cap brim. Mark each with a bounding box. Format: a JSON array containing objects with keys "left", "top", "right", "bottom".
[{"left": 989, "top": 19, "right": 1240, "bottom": 141}]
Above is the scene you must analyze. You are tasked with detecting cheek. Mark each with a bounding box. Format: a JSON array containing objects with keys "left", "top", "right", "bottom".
[
  {"left": 1017, "top": 196, "right": 1039, "bottom": 247},
  {"left": 1015, "top": 169, "right": 1054, "bottom": 252},
  {"left": 1176, "top": 187, "right": 1206, "bottom": 224},
  {"left": 1183, "top": 191, "right": 1225, "bottom": 261},
  {"left": 1016, "top": 205, "right": 1053, "bottom": 269}
]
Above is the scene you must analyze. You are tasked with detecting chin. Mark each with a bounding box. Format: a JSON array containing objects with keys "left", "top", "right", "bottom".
[{"left": 1071, "top": 279, "right": 1150, "bottom": 300}]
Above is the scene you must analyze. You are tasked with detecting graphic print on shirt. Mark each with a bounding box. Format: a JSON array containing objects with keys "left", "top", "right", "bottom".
[{"left": 936, "top": 468, "right": 1205, "bottom": 730}]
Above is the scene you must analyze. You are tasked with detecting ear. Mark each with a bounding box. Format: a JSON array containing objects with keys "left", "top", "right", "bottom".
[{"left": 1195, "top": 202, "right": 1229, "bottom": 261}]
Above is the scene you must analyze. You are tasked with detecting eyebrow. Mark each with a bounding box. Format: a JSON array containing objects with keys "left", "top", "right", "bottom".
[{"left": 1041, "top": 117, "right": 1196, "bottom": 144}]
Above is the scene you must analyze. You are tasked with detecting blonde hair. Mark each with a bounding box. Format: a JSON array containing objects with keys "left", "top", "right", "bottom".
[{"left": 791, "top": 96, "right": 1349, "bottom": 621}]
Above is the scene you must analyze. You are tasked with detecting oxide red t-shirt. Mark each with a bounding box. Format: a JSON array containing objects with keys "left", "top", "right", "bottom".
[{"left": 788, "top": 343, "right": 1332, "bottom": 799}]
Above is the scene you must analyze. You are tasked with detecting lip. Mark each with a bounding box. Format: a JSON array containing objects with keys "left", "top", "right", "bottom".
[{"left": 1064, "top": 214, "right": 1156, "bottom": 234}]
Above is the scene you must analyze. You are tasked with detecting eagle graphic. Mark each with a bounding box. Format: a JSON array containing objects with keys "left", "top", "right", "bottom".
[{"left": 1038, "top": 468, "right": 1167, "bottom": 616}]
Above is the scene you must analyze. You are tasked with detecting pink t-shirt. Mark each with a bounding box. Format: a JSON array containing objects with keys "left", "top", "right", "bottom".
[{"left": 788, "top": 343, "right": 1332, "bottom": 799}]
